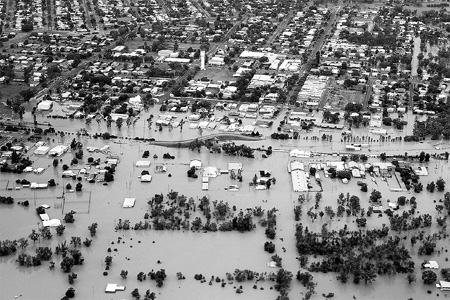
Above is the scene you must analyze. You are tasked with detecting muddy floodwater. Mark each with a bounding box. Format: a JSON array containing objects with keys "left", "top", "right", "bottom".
[{"left": 1, "top": 106, "right": 450, "bottom": 300}]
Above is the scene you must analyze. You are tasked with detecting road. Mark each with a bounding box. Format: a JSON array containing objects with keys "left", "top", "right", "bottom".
[
  {"left": 363, "top": 78, "right": 374, "bottom": 109},
  {"left": 287, "top": 3, "right": 342, "bottom": 104},
  {"left": 266, "top": 11, "right": 293, "bottom": 45},
  {"left": 80, "top": 0, "right": 93, "bottom": 30},
  {"left": 191, "top": 0, "right": 211, "bottom": 18}
]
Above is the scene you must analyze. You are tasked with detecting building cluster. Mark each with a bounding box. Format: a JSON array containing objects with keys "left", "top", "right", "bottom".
[
  {"left": 274, "top": 8, "right": 330, "bottom": 55},
  {"left": 8, "top": 0, "right": 45, "bottom": 30},
  {"left": 55, "top": 0, "right": 88, "bottom": 31}
]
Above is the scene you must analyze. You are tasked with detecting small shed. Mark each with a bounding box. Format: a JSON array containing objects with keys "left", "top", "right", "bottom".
[
  {"left": 141, "top": 175, "right": 152, "bottom": 182},
  {"left": 123, "top": 198, "right": 136, "bottom": 208}
]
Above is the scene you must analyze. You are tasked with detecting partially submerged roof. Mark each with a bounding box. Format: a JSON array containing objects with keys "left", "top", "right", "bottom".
[
  {"left": 105, "top": 283, "right": 126, "bottom": 293},
  {"left": 141, "top": 175, "right": 152, "bottom": 182},
  {"left": 136, "top": 161, "right": 151, "bottom": 167},
  {"left": 123, "top": 198, "right": 136, "bottom": 208},
  {"left": 43, "top": 219, "right": 61, "bottom": 227}
]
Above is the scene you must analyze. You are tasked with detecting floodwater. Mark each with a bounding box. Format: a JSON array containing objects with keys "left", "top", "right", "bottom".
[
  {"left": 1, "top": 105, "right": 450, "bottom": 300},
  {"left": 411, "top": 36, "right": 421, "bottom": 77}
]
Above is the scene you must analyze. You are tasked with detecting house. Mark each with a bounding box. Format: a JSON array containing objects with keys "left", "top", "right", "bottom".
[
  {"left": 37, "top": 100, "right": 53, "bottom": 111},
  {"left": 290, "top": 149, "right": 311, "bottom": 158},
  {"left": 203, "top": 166, "right": 219, "bottom": 178},
  {"left": 437, "top": 281, "right": 450, "bottom": 291},
  {"left": 48, "top": 145, "right": 68, "bottom": 157},
  {"left": 105, "top": 284, "right": 126, "bottom": 293},
  {"left": 190, "top": 159, "right": 202, "bottom": 170},
  {"left": 34, "top": 146, "right": 50, "bottom": 155}
]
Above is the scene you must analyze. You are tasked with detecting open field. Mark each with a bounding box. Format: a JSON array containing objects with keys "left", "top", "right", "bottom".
[
  {"left": 194, "top": 66, "right": 236, "bottom": 82},
  {"left": 0, "top": 84, "right": 29, "bottom": 103},
  {"left": 324, "top": 87, "right": 364, "bottom": 110}
]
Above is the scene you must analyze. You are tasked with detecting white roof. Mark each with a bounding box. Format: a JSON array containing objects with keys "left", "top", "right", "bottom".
[
  {"left": 123, "top": 198, "right": 136, "bottom": 208},
  {"left": 291, "top": 170, "right": 308, "bottom": 192},
  {"left": 135, "top": 161, "right": 151, "bottom": 167},
  {"left": 39, "top": 214, "right": 50, "bottom": 221},
  {"left": 424, "top": 261, "right": 439, "bottom": 269},
  {"left": 290, "top": 149, "right": 311, "bottom": 158},
  {"left": 105, "top": 283, "right": 126, "bottom": 293},
  {"left": 129, "top": 95, "right": 141, "bottom": 104},
  {"left": 42, "top": 219, "right": 61, "bottom": 227},
  {"left": 141, "top": 175, "right": 152, "bottom": 182},
  {"left": 190, "top": 159, "right": 202, "bottom": 169},
  {"left": 34, "top": 146, "right": 50, "bottom": 155},
  {"left": 37, "top": 100, "right": 53, "bottom": 110},
  {"left": 203, "top": 166, "right": 219, "bottom": 178},
  {"left": 49, "top": 145, "right": 68, "bottom": 156}
]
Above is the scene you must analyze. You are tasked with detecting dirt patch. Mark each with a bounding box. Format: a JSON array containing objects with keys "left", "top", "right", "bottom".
[{"left": 325, "top": 83, "right": 364, "bottom": 110}]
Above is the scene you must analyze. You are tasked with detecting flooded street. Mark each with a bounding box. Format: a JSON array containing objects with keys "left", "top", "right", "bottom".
[{"left": 411, "top": 36, "right": 421, "bottom": 77}]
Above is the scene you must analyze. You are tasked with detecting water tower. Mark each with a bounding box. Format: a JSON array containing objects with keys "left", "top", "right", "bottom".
[{"left": 200, "top": 45, "right": 206, "bottom": 70}]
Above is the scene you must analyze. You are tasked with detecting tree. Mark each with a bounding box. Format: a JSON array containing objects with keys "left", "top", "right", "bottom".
[
  {"left": 29, "top": 229, "right": 40, "bottom": 243},
  {"left": 441, "top": 268, "right": 450, "bottom": 281},
  {"left": 65, "top": 287, "right": 75, "bottom": 298},
  {"left": 436, "top": 178, "right": 446, "bottom": 192},
  {"left": 88, "top": 223, "right": 98, "bottom": 237},
  {"left": 274, "top": 268, "right": 293, "bottom": 294},
  {"left": 20, "top": 89, "right": 36, "bottom": 101},
  {"left": 21, "top": 23, "right": 33, "bottom": 32},
  {"left": 422, "top": 270, "right": 437, "bottom": 284},
  {"left": 55, "top": 224, "right": 66, "bottom": 235},
  {"left": 120, "top": 270, "right": 128, "bottom": 278},
  {"left": 414, "top": 182, "right": 423, "bottom": 193},
  {"left": 419, "top": 151, "right": 425, "bottom": 162},
  {"left": 264, "top": 241, "right": 275, "bottom": 253},
  {"left": 116, "top": 117, "right": 123, "bottom": 129},
  {"left": 18, "top": 238, "right": 29, "bottom": 251},
  {"left": 64, "top": 210, "right": 76, "bottom": 223},
  {"left": 427, "top": 181, "right": 436, "bottom": 193},
  {"left": 61, "top": 256, "right": 75, "bottom": 273},
  {"left": 369, "top": 190, "right": 382, "bottom": 202},
  {"left": 349, "top": 195, "right": 361, "bottom": 214},
  {"left": 40, "top": 226, "right": 52, "bottom": 239},
  {"left": 406, "top": 273, "right": 416, "bottom": 284},
  {"left": 75, "top": 183, "right": 82, "bottom": 192}
]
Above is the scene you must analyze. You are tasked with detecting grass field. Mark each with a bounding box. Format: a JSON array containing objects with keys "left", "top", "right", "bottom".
[
  {"left": 194, "top": 66, "right": 236, "bottom": 82},
  {"left": 404, "top": 4, "right": 450, "bottom": 14},
  {"left": 0, "top": 84, "right": 28, "bottom": 103}
]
